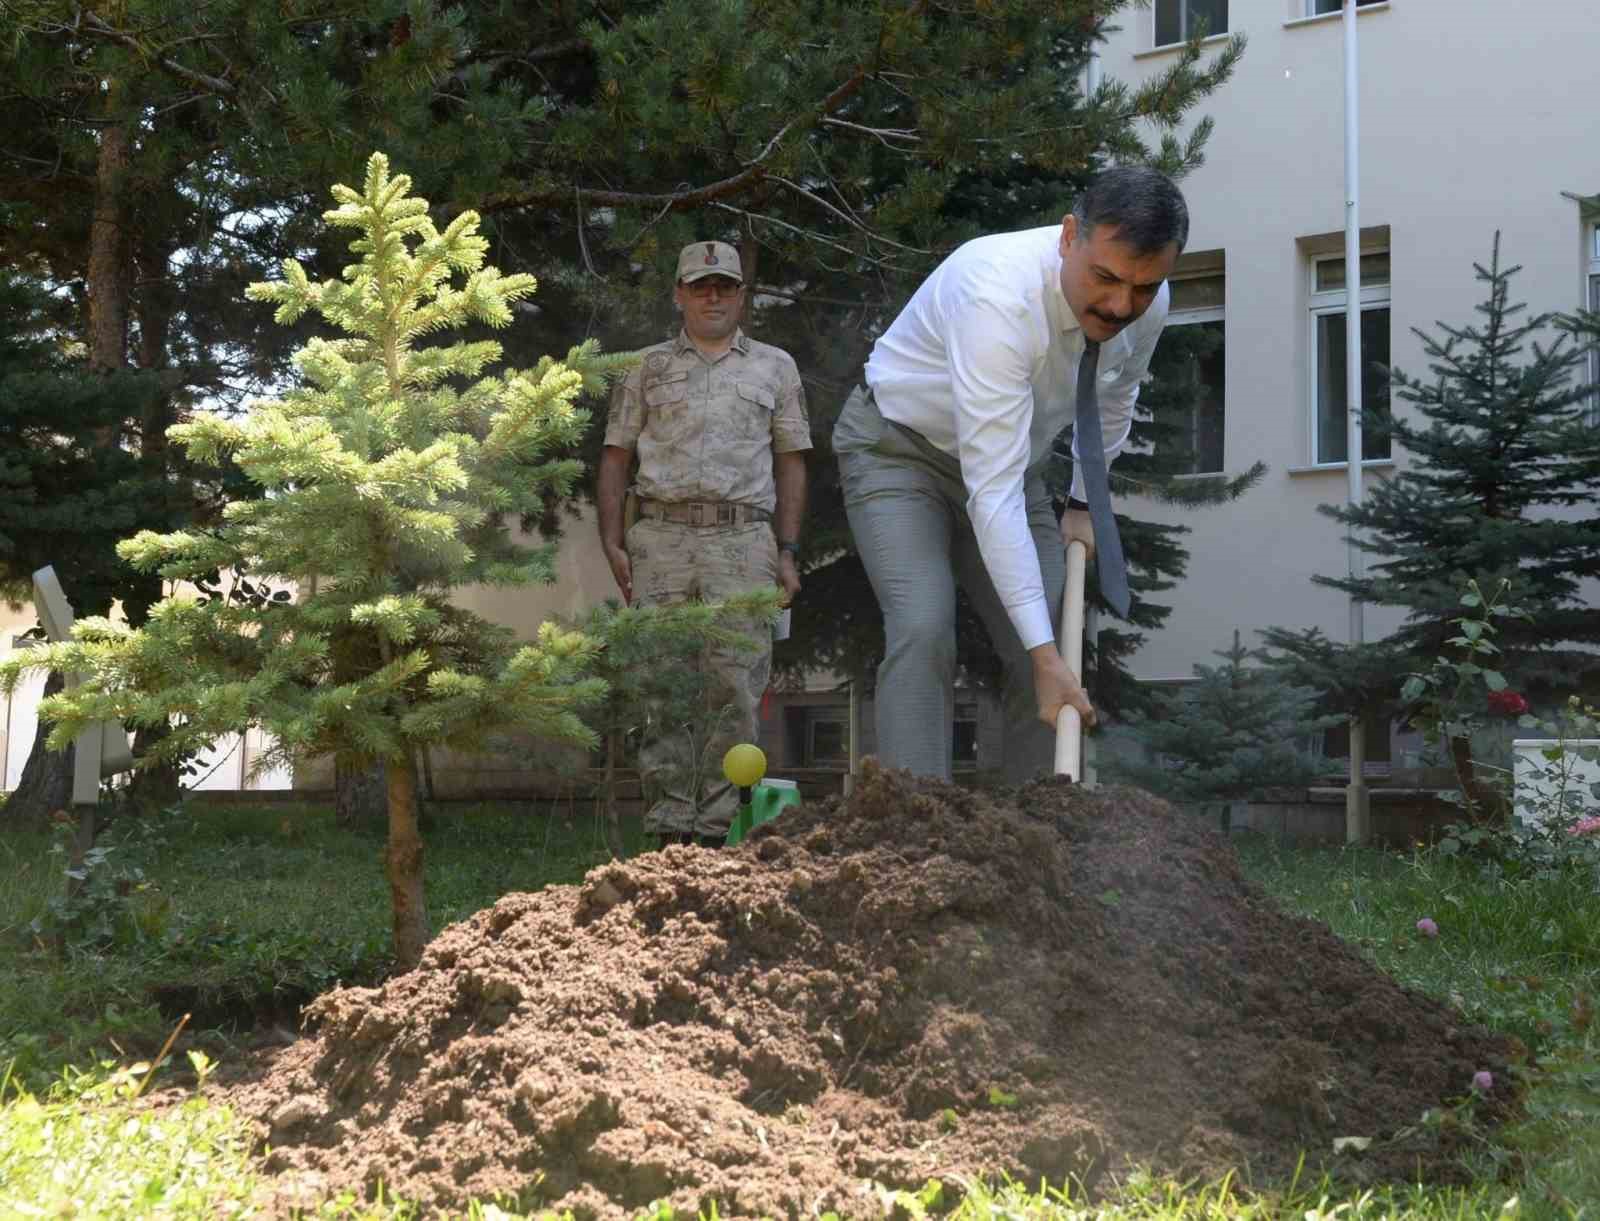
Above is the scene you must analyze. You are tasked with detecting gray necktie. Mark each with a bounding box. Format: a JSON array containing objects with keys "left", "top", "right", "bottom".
[{"left": 1074, "top": 340, "right": 1131, "bottom": 617}]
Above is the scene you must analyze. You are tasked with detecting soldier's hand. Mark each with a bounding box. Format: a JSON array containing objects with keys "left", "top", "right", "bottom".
[
  {"left": 604, "top": 544, "right": 633, "bottom": 605},
  {"left": 776, "top": 552, "right": 801, "bottom": 605}
]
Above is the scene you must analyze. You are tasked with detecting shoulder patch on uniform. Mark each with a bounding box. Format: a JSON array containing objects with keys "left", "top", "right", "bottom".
[{"left": 643, "top": 351, "right": 671, "bottom": 377}]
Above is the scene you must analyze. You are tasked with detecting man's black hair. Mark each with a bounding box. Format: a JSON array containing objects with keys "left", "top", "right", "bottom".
[{"left": 1072, "top": 166, "right": 1189, "bottom": 255}]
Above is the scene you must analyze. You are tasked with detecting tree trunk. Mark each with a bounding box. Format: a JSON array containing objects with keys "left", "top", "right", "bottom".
[
  {"left": 386, "top": 756, "right": 429, "bottom": 971},
  {"left": 2, "top": 672, "right": 72, "bottom": 826},
  {"left": 336, "top": 756, "right": 388, "bottom": 830},
  {"left": 88, "top": 106, "right": 132, "bottom": 378},
  {"left": 124, "top": 722, "right": 181, "bottom": 810},
  {"left": 1449, "top": 733, "right": 1506, "bottom": 825},
  {"left": 12, "top": 89, "right": 134, "bottom": 836},
  {"left": 601, "top": 728, "right": 627, "bottom": 860}
]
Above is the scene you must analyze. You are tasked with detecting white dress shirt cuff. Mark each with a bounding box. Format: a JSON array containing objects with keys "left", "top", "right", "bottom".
[{"left": 1013, "top": 595, "right": 1055, "bottom": 653}]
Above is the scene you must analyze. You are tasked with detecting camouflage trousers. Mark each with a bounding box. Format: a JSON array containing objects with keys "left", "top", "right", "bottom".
[{"left": 626, "top": 518, "right": 776, "bottom": 838}]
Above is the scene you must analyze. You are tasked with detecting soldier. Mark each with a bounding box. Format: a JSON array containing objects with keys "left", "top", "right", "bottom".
[{"left": 597, "top": 241, "right": 810, "bottom": 842}]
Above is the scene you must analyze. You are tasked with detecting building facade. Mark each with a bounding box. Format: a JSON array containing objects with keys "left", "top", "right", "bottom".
[{"left": 1103, "top": 0, "right": 1598, "bottom": 766}]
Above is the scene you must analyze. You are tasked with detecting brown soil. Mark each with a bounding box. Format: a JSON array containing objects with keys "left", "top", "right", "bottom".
[{"left": 225, "top": 764, "right": 1518, "bottom": 1218}]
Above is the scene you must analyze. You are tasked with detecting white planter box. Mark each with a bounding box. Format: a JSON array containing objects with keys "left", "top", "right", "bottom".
[{"left": 1512, "top": 739, "right": 1600, "bottom": 826}]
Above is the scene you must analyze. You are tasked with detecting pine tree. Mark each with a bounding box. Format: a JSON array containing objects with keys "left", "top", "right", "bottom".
[
  {"left": 0, "top": 266, "right": 176, "bottom": 822},
  {"left": 1056, "top": 318, "right": 1266, "bottom": 716},
  {"left": 574, "top": 594, "right": 776, "bottom": 855},
  {"left": 1115, "top": 631, "right": 1340, "bottom": 811},
  {"left": 1317, "top": 236, "right": 1600, "bottom": 676},
  {"left": 415, "top": 0, "right": 1245, "bottom": 715},
  {"left": 1267, "top": 236, "right": 1600, "bottom": 807},
  {"left": 0, "top": 156, "right": 629, "bottom": 967},
  {"left": 0, "top": 1, "right": 1248, "bottom": 799},
  {"left": 1257, "top": 626, "right": 1410, "bottom": 756}
]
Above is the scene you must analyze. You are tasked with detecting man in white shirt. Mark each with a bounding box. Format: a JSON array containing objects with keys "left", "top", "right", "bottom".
[{"left": 835, "top": 166, "right": 1186, "bottom": 781}]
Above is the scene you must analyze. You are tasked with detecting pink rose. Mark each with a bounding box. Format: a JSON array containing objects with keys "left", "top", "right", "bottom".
[{"left": 1416, "top": 917, "right": 1439, "bottom": 938}]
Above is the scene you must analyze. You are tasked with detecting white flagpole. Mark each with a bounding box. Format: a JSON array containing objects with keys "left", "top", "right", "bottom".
[{"left": 1343, "top": 0, "right": 1370, "bottom": 842}]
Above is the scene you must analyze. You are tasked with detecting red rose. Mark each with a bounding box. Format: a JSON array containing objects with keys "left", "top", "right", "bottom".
[{"left": 1486, "top": 690, "right": 1529, "bottom": 716}]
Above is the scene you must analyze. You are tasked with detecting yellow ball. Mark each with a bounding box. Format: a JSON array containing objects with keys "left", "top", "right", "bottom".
[{"left": 722, "top": 743, "right": 767, "bottom": 788}]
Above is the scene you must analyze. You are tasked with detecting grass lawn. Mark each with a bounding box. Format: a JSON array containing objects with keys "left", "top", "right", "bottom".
[
  {"left": 2, "top": 801, "right": 1598, "bottom": 1218},
  {"left": 0, "top": 798, "right": 648, "bottom": 1087}
]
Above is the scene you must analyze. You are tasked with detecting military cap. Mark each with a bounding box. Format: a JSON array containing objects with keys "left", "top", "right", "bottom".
[{"left": 676, "top": 240, "right": 743, "bottom": 284}]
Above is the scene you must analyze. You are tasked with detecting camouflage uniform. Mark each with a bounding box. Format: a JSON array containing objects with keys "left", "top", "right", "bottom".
[{"left": 604, "top": 327, "right": 810, "bottom": 836}]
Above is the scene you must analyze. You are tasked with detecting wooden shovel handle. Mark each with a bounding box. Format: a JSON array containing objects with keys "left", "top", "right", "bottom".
[{"left": 1053, "top": 539, "right": 1089, "bottom": 780}]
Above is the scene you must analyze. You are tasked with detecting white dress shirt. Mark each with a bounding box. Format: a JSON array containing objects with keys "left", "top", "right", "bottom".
[{"left": 864, "top": 224, "right": 1167, "bottom": 651}]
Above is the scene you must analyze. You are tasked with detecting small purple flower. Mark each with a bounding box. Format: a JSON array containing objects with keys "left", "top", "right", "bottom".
[
  {"left": 1472, "top": 1070, "right": 1494, "bottom": 1092},
  {"left": 1569, "top": 816, "right": 1600, "bottom": 838},
  {"left": 1416, "top": 917, "right": 1439, "bottom": 938}
]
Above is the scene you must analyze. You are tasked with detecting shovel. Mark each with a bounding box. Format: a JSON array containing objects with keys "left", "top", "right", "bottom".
[{"left": 1053, "top": 539, "right": 1089, "bottom": 782}]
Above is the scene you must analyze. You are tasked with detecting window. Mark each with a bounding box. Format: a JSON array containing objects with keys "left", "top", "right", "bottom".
[
  {"left": 1153, "top": 272, "right": 1226, "bottom": 474},
  {"left": 805, "top": 709, "right": 849, "bottom": 767},
  {"left": 953, "top": 703, "right": 979, "bottom": 768},
  {"left": 1589, "top": 223, "right": 1600, "bottom": 425},
  {"left": 1155, "top": 0, "right": 1227, "bottom": 46},
  {"left": 1308, "top": 0, "right": 1385, "bottom": 14},
  {"left": 1310, "top": 251, "right": 1391, "bottom": 464},
  {"left": 1322, "top": 717, "right": 1392, "bottom": 778}
]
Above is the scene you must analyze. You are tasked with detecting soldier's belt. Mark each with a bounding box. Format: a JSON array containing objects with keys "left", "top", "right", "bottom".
[{"left": 637, "top": 500, "right": 772, "bottom": 526}]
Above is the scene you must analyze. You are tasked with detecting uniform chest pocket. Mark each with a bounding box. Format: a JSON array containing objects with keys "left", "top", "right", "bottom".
[
  {"left": 643, "top": 370, "right": 691, "bottom": 440},
  {"left": 735, "top": 381, "right": 776, "bottom": 439}
]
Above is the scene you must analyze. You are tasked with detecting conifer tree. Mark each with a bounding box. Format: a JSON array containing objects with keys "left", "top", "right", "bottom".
[
  {"left": 0, "top": 267, "right": 175, "bottom": 822},
  {"left": 1317, "top": 237, "right": 1600, "bottom": 671},
  {"left": 1115, "top": 631, "right": 1339, "bottom": 811},
  {"left": 1267, "top": 237, "right": 1600, "bottom": 800},
  {"left": 0, "top": 269, "right": 161, "bottom": 613},
  {"left": 1057, "top": 319, "right": 1266, "bottom": 715},
  {"left": 0, "top": 156, "right": 628, "bottom": 968},
  {"left": 1, "top": 2, "right": 1248, "bottom": 798},
  {"left": 573, "top": 594, "right": 775, "bottom": 854}
]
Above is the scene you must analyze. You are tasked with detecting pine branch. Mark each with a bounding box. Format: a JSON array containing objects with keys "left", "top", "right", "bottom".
[
  {"left": 69, "top": 9, "right": 245, "bottom": 101},
  {"left": 480, "top": 67, "right": 868, "bottom": 216}
]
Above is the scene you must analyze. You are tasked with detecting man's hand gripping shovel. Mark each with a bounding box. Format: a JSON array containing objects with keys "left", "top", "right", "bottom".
[{"left": 1054, "top": 539, "right": 1090, "bottom": 782}]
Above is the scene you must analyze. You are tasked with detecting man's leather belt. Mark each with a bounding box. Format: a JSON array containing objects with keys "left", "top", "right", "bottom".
[{"left": 637, "top": 500, "right": 771, "bottom": 526}]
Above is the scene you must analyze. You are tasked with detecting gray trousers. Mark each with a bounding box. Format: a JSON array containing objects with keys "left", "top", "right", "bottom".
[{"left": 835, "top": 386, "right": 1065, "bottom": 784}]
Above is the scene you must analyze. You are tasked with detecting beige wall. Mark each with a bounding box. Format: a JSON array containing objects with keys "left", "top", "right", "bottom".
[
  {"left": 452, "top": 506, "right": 620, "bottom": 631},
  {"left": 0, "top": 600, "right": 46, "bottom": 789},
  {"left": 1101, "top": 0, "right": 1597, "bottom": 679}
]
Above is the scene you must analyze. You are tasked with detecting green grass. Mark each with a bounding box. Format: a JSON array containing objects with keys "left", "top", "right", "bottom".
[
  {"left": 1235, "top": 834, "right": 1600, "bottom": 1216},
  {"left": 1233, "top": 836, "right": 1600, "bottom": 1054},
  {"left": 3, "top": 812, "right": 1599, "bottom": 1217},
  {"left": 0, "top": 1054, "right": 260, "bottom": 1219},
  {"left": 0, "top": 798, "right": 648, "bottom": 1089}
]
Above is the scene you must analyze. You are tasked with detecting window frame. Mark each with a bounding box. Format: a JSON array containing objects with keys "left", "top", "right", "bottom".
[
  {"left": 1307, "top": 251, "right": 1392, "bottom": 466},
  {"left": 1154, "top": 0, "right": 1228, "bottom": 48},
  {"left": 805, "top": 711, "right": 849, "bottom": 768},
  {"left": 1321, "top": 716, "right": 1394, "bottom": 779},
  {"left": 1306, "top": 0, "right": 1385, "bottom": 16},
  {"left": 1588, "top": 222, "right": 1600, "bottom": 426},
  {"left": 952, "top": 702, "right": 980, "bottom": 769},
  {"left": 1162, "top": 273, "right": 1227, "bottom": 476}
]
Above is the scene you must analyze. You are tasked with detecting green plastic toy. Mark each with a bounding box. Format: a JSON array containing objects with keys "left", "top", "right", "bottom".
[{"left": 722, "top": 744, "right": 802, "bottom": 846}]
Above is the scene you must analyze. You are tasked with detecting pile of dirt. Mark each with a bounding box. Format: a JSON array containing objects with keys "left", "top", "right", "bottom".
[{"left": 227, "top": 763, "right": 1518, "bottom": 1218}]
